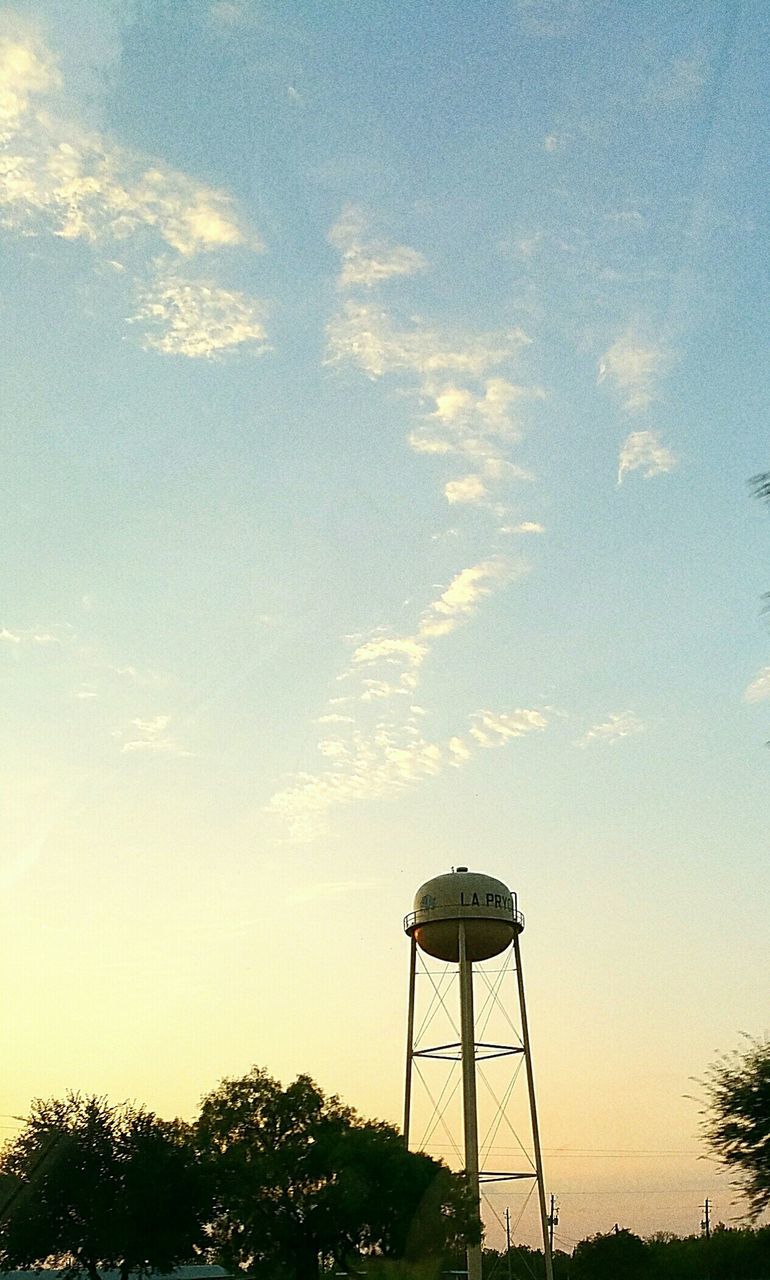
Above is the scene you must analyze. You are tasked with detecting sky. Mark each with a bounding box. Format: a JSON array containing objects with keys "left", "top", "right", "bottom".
[{"left": 1, "top": 0, "right": 769, "bottom": 1253}]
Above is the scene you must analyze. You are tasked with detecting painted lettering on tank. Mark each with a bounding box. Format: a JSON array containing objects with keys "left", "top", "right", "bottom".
[
  {"left": 471, "top": 892, "right": 480, "bottom": 906},
  {"left": 483, "top": 892, "right": 514, "bottom": 910}
]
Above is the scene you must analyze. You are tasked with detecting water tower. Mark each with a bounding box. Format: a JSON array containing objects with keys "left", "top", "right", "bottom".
[{"left": 403, "top": 868, "right": 553, "bottom": 1280}]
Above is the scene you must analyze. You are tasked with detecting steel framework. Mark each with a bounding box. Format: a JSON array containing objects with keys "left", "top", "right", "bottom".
[{"left": 403, "top": 929, "right": 554, "bottom": 1280}]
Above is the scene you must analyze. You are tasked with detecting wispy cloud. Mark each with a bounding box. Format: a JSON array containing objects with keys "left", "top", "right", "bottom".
[
  {"left": 647, "top": 51, "right": 708, "bottom": 107},
  {"left": 469, "top": 708, "right": 548, "bottom": 746},
  {"left": 268, "top": 702, "right": 546, "bottom": 843},
  {"left": 267, "top": 558, "right": 543, "bottom": 840},
  {"left": 418, "top": 557, "right": 521, "bottom": 638},
  {"left": 120, "top": 714, "right": 193, "bottom": 756},
  {"left": 0, "top": 28, "right": 266, "bottom": 352},
  {"left": 598, "top": 332, "right": 669, "bottom": 413},
  {"left": 107, "top": 663, "right": 168, "bottom": 688},
  {"left": 500, "top": 521, "right": 545, "bottom": 534},
  {"left": 341, "top": 558, "right": 521, "bottom": 690},
  {"left": 0, "top": 623, "right": 71, "bottom": 646},
  {"left": 71, "top": 659, "right": 171, "bottom": 702},
  {"left": 351, "top": 634, "right": 429, "bottom": 668},
  {"left": 745, "top": 667, "right": 770, "bottom": 704},
  {"left": 411, "top": 378, "right": 541, "bottom": 508},
  {"left": 0, "top": 30, "right": 53, "bottom": 133},
  {"left": 326, "top": 300, "right": 529, "bottom": 380},
  {"left": 310, "top": 216, "right": 548, "bottom": 841},
  {"left": 133, "top": 265, "right": 269, "bottom": 359},
  {"left": 328, "top": 205, "right": 427, "bottom": 289},
  {"left": 597, "top": 328, "right": 679, "bottom": 484},
  {"left": 326, "top": 211, "right": 542, "bottom": 519},
  {"left": 617, "top": 430, "right": 677, "bottom": 483},
  {"left": 0, "top": 610, "right": 189, "bottom": 756},
  {"left": 577, "top": 711, "right": 644, "bottom": 748},
  {"left": 0, "top": 623, "right": 170, "bottom": 695},
  {"left": 209, "top": 0, "right": 252, "bottom": 24},
  {"left": 0, "top": 35, "right": 255, "bottom": 251},
  {"left": 515, "top": 0, "right": 589, "bottom": 38},
  {"left": 412, "top": 379, "right": 542, "bottom": 453},
  {"left": 445, "top": 474, "right": 488, "bottom": 505}
]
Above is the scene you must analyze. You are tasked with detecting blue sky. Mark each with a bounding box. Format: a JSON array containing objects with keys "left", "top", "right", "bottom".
[{"left": 1, "top": 0, "right": 769, "bottom": 1249}]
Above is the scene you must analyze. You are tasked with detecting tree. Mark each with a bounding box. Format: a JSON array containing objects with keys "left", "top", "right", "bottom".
[
  {"left": 702, "top": 1036, "right": 770, "bottom": 1218},
  {"left": 107, "top": 1109, "right": 211, "bottom": 1278},
  {"left": 196, "top": 1066, "right": 479, "bottom": 1280},
  {"left": 0, "top": 1093, "right": 210, "bottom": 1280},
  {"left": 750, "top": 473, "right": 770, "bottom": 505},
  {"left": 571, "top": 1228, "right": 649, "bottom": 1280}
]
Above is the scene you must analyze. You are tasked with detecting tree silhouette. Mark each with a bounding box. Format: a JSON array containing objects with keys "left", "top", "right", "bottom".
[
  {"left": 0, "top": 1093, "right": 209, "bottom": 1280},
  {"left": 571, "top": 1228, "right": 649, "bottom": 1280},
  {"left": 196, "top": 1065, "right": 478, "bottom": 1280},
  {"left": 702, "top": 1036, "right": 770, "bottom": 1219}
]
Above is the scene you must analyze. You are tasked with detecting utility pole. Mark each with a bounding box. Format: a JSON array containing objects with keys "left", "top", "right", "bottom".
[
  {"left": 701, "top": 1198, "right": 712, "bottom": 1280},
  {"left": 547, "top": 1195, "right": 559, "bottom": 1254},
  {"left": 505, "top": 1207, "right": 512, "bottom": 1280}
]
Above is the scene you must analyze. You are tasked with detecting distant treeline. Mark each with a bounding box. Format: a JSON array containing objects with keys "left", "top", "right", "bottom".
[{"left": 479, "top": 1223, "right": 770, "bottom": 1279}]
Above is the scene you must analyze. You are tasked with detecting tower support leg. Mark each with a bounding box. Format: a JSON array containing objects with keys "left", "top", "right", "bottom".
[
  {"left": 513, "top": 931, "right": 554, "bottom": 1280},
  {"left": 403, "top": 933, "right": 417, "bottom": 1147},
  {"left": 458, "top": 921, "right": 482, "bottom": 1280}
]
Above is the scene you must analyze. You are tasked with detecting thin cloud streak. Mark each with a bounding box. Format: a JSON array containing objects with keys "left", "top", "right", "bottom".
[
  {"left": 500, "top": 521, "right": 545, "bottom": 534},
  {"left": 120, "top": 714, "right": 193, "bottom": 757},
  {"left": 418, "top": 558, "right": 521, "bottom": 638},
  {"left": 0, "top": 623, "right": 72, "bottom": 646},
  {"left": 577, "top": 711, "right": 644, "bottom": 748},
  {"left": 266, "top": 558, "right": 543, "bottom": 840},
  {"left": 744, "top": 667, "right": 770, "bottom": 704}
]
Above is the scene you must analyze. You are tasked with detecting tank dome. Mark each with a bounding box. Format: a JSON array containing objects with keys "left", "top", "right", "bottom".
[{"left": 404, "top": 868, "right": 523, "bottom": 962}]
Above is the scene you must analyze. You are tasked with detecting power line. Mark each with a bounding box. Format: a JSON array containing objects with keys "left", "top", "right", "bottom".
[
  {"left": 486, "top": 1189, "right": 719, "bottom": 1198},
  {"left": 424, "top": 1152, "right": 700, "bottom": 1162}
]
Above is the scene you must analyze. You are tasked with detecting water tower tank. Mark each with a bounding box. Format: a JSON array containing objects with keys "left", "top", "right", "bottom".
[{"left": 404, "top": 866, "right": 523, "bottom": 962}]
